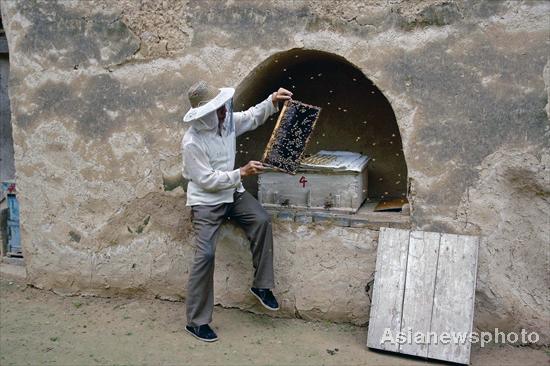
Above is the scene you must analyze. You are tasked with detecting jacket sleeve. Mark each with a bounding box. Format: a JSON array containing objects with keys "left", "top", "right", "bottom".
[
  {"left": 182, "top": 141, "right": 241, "bottom": 192},
  {"left": 233, "top": 94, "right": 279, "bottom": 137}
]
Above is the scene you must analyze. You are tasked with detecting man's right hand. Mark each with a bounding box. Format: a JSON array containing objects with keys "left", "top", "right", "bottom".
[{"left": 240, "top": 161, "right": 264, "bottom": 177}]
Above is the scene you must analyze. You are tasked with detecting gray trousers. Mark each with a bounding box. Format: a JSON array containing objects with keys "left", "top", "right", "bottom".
[{"left": 186, "top": 190, "right": 274, "bottom": 326}]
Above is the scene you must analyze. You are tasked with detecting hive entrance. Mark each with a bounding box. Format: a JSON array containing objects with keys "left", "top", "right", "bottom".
[{"left": 235, "top": 49, "right": 408, "bottom": 207}]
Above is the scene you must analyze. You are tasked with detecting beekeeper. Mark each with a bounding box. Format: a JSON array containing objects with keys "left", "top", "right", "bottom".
[{"left": 181, "top": 80, "right": 292, "bottom": 342}]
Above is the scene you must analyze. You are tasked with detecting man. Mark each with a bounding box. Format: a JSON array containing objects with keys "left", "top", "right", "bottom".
[{"left": 181, "top": 80, "right": 292, "bottom": 342}]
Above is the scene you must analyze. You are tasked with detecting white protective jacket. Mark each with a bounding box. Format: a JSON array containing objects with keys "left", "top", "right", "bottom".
[{"left": 181, "top": 94, "right": 278, "bottom": 206}]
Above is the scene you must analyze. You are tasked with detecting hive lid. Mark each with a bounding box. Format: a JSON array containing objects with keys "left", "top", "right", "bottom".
[{"left": 299, "top": 150, "right": 369, "bottom": 172}]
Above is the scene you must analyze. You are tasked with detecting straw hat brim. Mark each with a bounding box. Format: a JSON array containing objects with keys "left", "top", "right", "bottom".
[{"left": 183, "top": 87, "right": 235, "bottom": 122}]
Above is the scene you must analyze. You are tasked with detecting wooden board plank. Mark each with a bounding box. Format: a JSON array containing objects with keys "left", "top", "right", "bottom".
[
  {"left": 261, "top": 100, "right": 321, "bottom": 174},
  {"left": 367, "top": 227, "right": 410, "bottom": 351},
  {"left": 399, "top": 230, "right": 441, "bottom": 357},
  {"left": 427, "top": 233, "right": 479, "bottom": 364},
  {"left": 374, "top": 197, "right": 409, "bottom": 212}
]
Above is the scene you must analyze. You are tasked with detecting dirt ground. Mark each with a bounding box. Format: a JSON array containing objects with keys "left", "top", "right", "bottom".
[{"left": 0, "top": 268, "right": 548, "bottom": 366}]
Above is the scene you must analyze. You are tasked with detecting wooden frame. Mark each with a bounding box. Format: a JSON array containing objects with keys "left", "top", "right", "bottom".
[{"left": 261, "top": 100, "right": 321, "bottom": 174}]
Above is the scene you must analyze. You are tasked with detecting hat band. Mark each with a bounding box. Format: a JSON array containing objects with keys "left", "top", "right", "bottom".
[{"left": 197, "top": 99, "right": 212, "bottom": 107}]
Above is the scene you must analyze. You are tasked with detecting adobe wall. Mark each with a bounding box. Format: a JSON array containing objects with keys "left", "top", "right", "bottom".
[{"left": 1, "top": 0, "right": 548, "bottom": 342}]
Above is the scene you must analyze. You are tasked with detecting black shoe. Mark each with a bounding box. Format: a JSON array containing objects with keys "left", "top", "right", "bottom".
[
  {"left": 185, "top": 324, "right": 219, "bottom": 342},
  {"left": 250, "top": 288, "right": 280, "bottom": 311}
]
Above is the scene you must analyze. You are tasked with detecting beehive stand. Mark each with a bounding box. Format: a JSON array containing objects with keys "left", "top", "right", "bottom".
[
  {"left": 262, "top": 100, "right": 321, "bottom": 174},
  {"left": 367, "top": 227, "right": 479, "bottom": 365}
]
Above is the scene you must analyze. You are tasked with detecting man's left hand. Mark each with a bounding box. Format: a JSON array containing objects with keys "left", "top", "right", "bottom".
[{"left": 272, "top": 88, "right": 293, "bottom": 106}]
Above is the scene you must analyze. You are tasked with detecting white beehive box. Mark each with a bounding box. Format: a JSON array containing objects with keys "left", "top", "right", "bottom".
[{"left": 258, "top": 150, "right": 369, "bottom": 213}]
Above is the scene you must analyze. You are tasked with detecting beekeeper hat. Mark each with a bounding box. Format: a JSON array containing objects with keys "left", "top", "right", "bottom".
[{"left": 183, "top": 80, "right": 235, "bottom": 122}]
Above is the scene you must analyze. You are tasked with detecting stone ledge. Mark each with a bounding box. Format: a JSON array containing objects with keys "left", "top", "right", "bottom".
[
  {"left": 264, "top": 206, "right": 411, "bottom": 230},
  {"left": 0, "top": 261, "right": 27, "bottom": 280},
  {"left": 1, "top": 256, "right": 25, "bottom": 266}
]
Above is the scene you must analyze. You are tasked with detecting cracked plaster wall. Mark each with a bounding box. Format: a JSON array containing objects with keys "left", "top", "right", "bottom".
[{"left": 1, "top": 0, "right": 548, "bottom": 343}]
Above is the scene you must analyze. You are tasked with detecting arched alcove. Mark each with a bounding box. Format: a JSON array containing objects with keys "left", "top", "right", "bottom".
[{"left": 235, "top": 49, "right": 407, "bottom": 206}]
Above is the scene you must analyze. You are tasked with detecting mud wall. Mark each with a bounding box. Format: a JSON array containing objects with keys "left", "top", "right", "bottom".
[{"left": 1, "top": 0, "right": 548, "bottom": 343}]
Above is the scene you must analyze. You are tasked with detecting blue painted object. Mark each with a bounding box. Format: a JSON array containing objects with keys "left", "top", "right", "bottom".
[{"left": 1, "top": 182, "right": 21, "bottom": 256}]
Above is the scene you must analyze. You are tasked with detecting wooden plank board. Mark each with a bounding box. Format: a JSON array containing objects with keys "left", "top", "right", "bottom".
[
  {"left": 366, "top": 227, "right": 410, "bottom": 351},
  {"left": 399, "top": 230, "right": 441, "bottom": 357},
  {"left": 261, "top": 100, "right": 321, "bottom": 174},
  {"left": 374, "top": 197, "right": 409, "bottom": 212},
  {"left": 427, "top": 233, "right": 479, "bottom": 364},
  {"left": 367, "top": 228, "right": 479, "bottom": 364}
]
